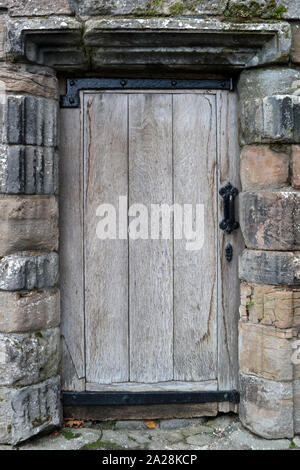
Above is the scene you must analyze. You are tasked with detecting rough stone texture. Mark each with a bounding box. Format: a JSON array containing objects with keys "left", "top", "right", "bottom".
[
  {"left": 239, "top": 250, "right": 300, "bottom": 286},
  {"left": 292, "top": 145, "right": 300, "bottom": 189},
  {"left": 0, "top": 252, "right": 59, "bottom": 291},
  {"left": 45, "top": 0, "right": 297, "bottom": 19},
  {"left": 238, "top": 68, "right": 300, "bottom": 102},
  {"left": 240, "top": 95, "right": 300, "bottom": 145},
  {"left": 225, "top": 0, "right": 299, "bottom": 20},
  {"left": 240, "top": 145, "right": 289, "bottom": 190},
  {"left": 0, "top": 65, "right": 58, "bottom": 101},
  {"left": 0, "top": 375, "right": 61, "bottom": 445},
  {"left": 0, "top": 145, "right": 58, "bottom": 194},
  {"left": 14, "top": 416, "right": 293, "bottom": 450},
  {"left": 0, "top": 327, "right": 60, "bottom": 386},
  {"left": 239, "top": 322, "right": 293, "bottom": 381},
  {"left": 5, "top": 17, "right": 290, "bottom": 70},
  {"left": 70, "top": 0, "right": 227, "bottom": 16},
  {"left": 240, "top": 282, "right": 300, "bottom": 329},
  {"left": 6, "top": 16, "right": 82, "bottom": 62},
  {"left": 0, "top": 95, "right": 57, "bottom": 146},
  {"left": 0, "top": 288, "right": 60, "bottom": 333},
  {"left": 0, "top": 196, "right": 58, "bottom": 255},
  {"left": 0, "top": 14, "right": 6, "bottom": 61},
  {"left": 295, "top": 378, "right": 300, "bottom": 434},
  {"left": 240, "top": 191, "right": 300, "bottom": 251},
  {"left": 239, "top": 372, "right": 294, "bottom": 439},
  {"left": 9, "top": 0, "right": 74, "bottom": 16},
  {"left": 292, "top": 23, "right": 300, "bottom": 64}
]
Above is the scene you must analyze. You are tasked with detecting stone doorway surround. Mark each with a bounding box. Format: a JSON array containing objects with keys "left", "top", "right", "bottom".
[{"left": 0, "top": 7, "right": 299, "bottom": 444}]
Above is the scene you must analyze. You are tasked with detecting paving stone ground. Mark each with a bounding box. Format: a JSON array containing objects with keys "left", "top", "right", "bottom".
[{"left": 0, "top": 414, "right": 297, "bottom": 451}]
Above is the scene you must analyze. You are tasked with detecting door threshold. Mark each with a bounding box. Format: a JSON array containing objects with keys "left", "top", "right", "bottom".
[{"left": 62, "top": 390, "right": 239, "bottom": 406}]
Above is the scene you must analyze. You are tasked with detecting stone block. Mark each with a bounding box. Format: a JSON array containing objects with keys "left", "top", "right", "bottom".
[
  {"left": 0, "top": 196, "right": 58, "bottom": 255},
  {"left": 0, "top": 145, "right": 58, "bottom": 194},
  {"left": 0, "top": 376, "right": 61, "bottom": 445},
  {"left": 239, "top": 372, "right": 294, "bottom": 439},
  {"left": 0, "top": 252, "right": 59, "bottom": 291},
  {"left": 240, "top": 95, "right": 300, "bottom": 145},
  {"left": 240, "top": 191, "right": 300, "bottom": 250},
  {"left": 0, "top": 327, "right": 60, "bottom": 387},
  {"left": 292, "top": 23, "right": 300, "bottom": 64},
  {"left": 0, "top": 15, "right": 6, "bottom": 61},
  {"left": 1, "top": 95, "right": 57, "bottom": 146},
  {"left": 292, "top": 145, "right": 300, "bottom": 189},
  {"left": 238, "top": 68, "right": 300, "bottom": 103},
  {"left": 240, "top": 145, "right": 289, "bottom": 190},
  {"left": 295, "top": 378, "right": 300, "bottom": 434},
  {"left": 0, "top": 288, "right": 60, "bottom": 333},
  {"left": 239, "top": 322, "right": 293, "bottom": 381},
  {"left": 71, "top": 0, "right": 227, "bottom": 16},
  {"left": 225, "top": 0, "right": 299, "bottom": 20},
  {"left": 0, "top": 65, "right": 58, "bottom": 101},
  {"left": 239, "top": 250, "right": 300, "bottom": 286},
  {"left": 240, "top": 282, "right": 300, "bottom": 329},
  {"left": 9, "top": 0, "right": 73, "bottom": 16}
]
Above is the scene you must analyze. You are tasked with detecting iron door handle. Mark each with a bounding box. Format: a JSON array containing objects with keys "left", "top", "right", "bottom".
[{"left": 219, "top": 182, "right": 239, "bottom": 234}]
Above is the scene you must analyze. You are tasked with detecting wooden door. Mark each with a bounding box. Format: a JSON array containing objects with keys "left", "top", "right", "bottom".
[{"left": 60, "top": 89, "right": 242, "bottom": 397}]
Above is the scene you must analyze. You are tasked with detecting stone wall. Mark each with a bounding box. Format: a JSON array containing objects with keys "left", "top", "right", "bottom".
[
  {"left": 0, "top": 55, "right": 61, "bottom": 443},
  {"left": 238, "top": 68, "right": 300, "bottom": 438},
  {"left": 0, "top": 0, "right": 299, "bottom": 444}
]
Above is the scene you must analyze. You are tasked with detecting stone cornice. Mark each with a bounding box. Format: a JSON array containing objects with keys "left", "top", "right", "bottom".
[{"left": 5, "top": 16, "right": 291, "bottom": 71}]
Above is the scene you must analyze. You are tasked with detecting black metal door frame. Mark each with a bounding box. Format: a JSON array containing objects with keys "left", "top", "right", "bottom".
[{"left": 60, "top": 77, "right": 233, "bottom": 108}]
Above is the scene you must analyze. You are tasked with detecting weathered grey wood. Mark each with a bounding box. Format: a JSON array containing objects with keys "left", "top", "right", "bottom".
[
  {"left": 61, "top": 337, "right": 85, "bottom": 392},
  {"left": 86, "top": 379, "right": 217, "bottom": 392},
  {"left": 129, "top": 93, "right": 173, "bottom": 383},
  {"left": 64, "top": 403, "right": 218, "bottom": 421},
  {"left": 61, "top": 89, "right": 240, "bottom": 401},
  {"left": 216, "top": 91, "right": 243, "bottom": 397},
  {"left": 84, "top": 93, "right": 129, "bottom": 383},
  {"left": 60, "top": 107, "right": 85, "bottom": 390},
  {"left": 173, "top": 93, "right": 217, "bottom": 381}
]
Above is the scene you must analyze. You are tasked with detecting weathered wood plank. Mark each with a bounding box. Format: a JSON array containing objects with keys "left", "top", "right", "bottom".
[
  {"left": 129, "top": 93, "right": 173, "bottom": 383},
  {"left": 84, "top": 93, "right": 129, "bottom": 383},
  {"left": 173, "top": 93, "right": 217, "bottom": 381},
  {"left": 60, "top": 107, "right": 85, "bottom": 390},
  {"left": 216, "top": 91, "right": 243, "bottom": 396},
  {"left": 86, "top": 380, "right": 218, "bottom": 392}
]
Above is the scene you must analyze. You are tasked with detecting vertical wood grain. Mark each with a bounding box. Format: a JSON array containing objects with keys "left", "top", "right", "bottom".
[
  {"left": 129, "top": 93, "right": 173, "bottom": 382},
  {"left": 62, "top": 89, "right": 240, "bottom": 394},
  {"left": 60, "top": 107, "right": 85, "bottom": 390},
  {"left": 173, "top": 93, "right": 218, "bottom": 381},
  {"left": 84, "top": 93, "right": 129, "bottom": 383},
  {"left": 216, "top": 91, "right": 243, "bottom": 398}
]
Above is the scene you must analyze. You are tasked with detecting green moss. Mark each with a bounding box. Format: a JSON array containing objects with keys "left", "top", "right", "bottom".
[
  {"left": 169, "top": 1, "right": 184, "bottom": 15},
  {"left": 128, "top": 435, "right": 137, "bottom": 442},
  {"left": 290, "top": 441, "right": 296, "bottom": 449},
  {"left": 6, "top": 54, "right": 15, "bottom": 63},
  {"left": 246, "top": 300, "right": 255, "bottom": 307},
  {"left": 61, "top": 429, "right": 81, "bottom": 440},
  {"left": 32, "top": 415, "right": 50, "bottom": 428},
  {"left": 224, "top": 0, "right": 287, "bottom": 19},
  {"left": 35, "top": 331, "right": 43, "bottom": 339},
  {"left": 80, "top": 439, "right": 120, "bottom": 450},
  {"left": 272, "top": 4, "right": 287, "bottom": 16}
]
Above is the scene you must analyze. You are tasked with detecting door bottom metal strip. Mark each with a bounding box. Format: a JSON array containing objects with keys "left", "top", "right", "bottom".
[{"left": 62, "top": 390, "right": 239, "bottom": 406}]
